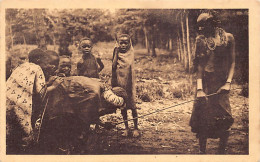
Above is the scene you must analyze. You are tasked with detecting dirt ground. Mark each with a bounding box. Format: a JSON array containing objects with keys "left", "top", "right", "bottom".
[
  {"left": 84, "top": 90, "right": 248, "bottom": 155},
  {"left": 7, "top": 43, "right": 249, "bottom": 155},
  {"left": 73, "top": 43, "right": 249, "bottom": 155},
  {"left": 82, "top": 82, "right": 248, "bottom": 155}
]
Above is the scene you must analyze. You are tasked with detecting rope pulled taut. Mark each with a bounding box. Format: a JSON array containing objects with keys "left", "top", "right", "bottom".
[{"left": 114, "top": 89, "right": 241, "bottom": 126}]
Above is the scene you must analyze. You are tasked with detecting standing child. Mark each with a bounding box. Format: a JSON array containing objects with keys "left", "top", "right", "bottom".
[
  {"left": 77, "top": 38, "right": 104, "bottom": 78},
  {"left": 189, "top": 13, "right": 235, "bottom": 154},
  {"left": 112, "top": 34, "right": 140, "bottom": 137}
]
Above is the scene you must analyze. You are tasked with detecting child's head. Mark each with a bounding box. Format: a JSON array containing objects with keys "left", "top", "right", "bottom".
[
  {"left": 117, "top": 34, "right": 131, "bottom": 53},
  {"left": 29, "top": 49, "right": 59, "bottom": 79},
  {"left": 58, "top": 56, "right": 71, "bottom": 77},
  {"left": 79, "top": 37, "right": 93, "bottom": 56}
]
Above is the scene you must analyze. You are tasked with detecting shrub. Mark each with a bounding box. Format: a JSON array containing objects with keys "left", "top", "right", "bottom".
[{"left": 168, "top": 83, "right": 194, "bottom": 99}]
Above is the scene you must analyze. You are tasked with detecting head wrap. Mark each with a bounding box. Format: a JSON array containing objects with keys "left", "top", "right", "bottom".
[{"left": 197, "top": 12, "right": 220, "bottom": 28}]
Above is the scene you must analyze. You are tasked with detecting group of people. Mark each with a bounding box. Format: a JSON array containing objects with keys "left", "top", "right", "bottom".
[
  {"left": 6, "top": 33, "right": 139, "bottom": 154},
  {"left": 6, "top": 13, "right": 236, "bottom": 154}
]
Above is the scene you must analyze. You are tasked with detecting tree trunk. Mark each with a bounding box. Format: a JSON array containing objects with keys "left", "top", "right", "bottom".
[
  {"left": 169, "top": 37, "right": 173, "bottom": 51},
  {"left": 32, "top": 13, "right": 39, "bottom": 46},
  {"left": 168, "top": 38, "right": 170, "bottom": 50},
  {"left": 53, "top": 34, "right": 56, "bottom": 50},
  {"left": 186, "top": 13, "right": 191, "bottom": 73},
  {"left": 177, "top": 35, "right": 181, "bottom": 61},
  {"left": 143, "top": 27, "right": 150, "bottom": 54},
  {"left": 33, "top": 10, "right": 47, "bottom": 50},
  {"left": 44, "top": 13, "right": 58, "bottom": 51},
  {"left": 38, "top": 32, "right": 47, "bottom": 50},
  {"left": 181, "top": 14, "right": 187, "bottom": 70},
  {"left": 151, "top": 38, "right": 156, "bottom": 57},
  {"left": 58, "top": 27, "right": 72, "bottom": 57},
  {"left": 150, "top": 26, "right": 157, "bottom": 57},
  {"left": 168, "top": 36, "right": 174, "bottom": 56},
  {"left": 177, "top": 32, "right": 181, "bottom": 60},
  {"left": 151, "top": 33, "right": 157, "bottom": 57},
  {"left": 23, "top": 34, "right": 27, "bottom": 45},
  {"left": 178, "top": 35, "right": 183, "bottom": 61}
]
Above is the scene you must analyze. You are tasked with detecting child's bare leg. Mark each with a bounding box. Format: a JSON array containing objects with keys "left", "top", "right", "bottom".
[
  {"left": 121, "top": 109, "right": 129, "bottom": 136},
  {"left": 199, "top": 135, "right": 207, "bottom": 154},
  {"left": 218, "top": 131, "right": 229, "bottom": 154},
  {"left": 131, "top": 109, "right": 138, "bottom": 129},
  {"left": 131, "top": 109, "right": 140, "bottom": 137}
]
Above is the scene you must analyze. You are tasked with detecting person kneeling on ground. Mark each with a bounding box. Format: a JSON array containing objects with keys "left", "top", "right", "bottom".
[{"left": 6, "top": 48, "right": 63, "bottom": 154}]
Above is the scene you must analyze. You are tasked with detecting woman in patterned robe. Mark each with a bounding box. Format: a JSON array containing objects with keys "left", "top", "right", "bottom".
[{"left": 6, "top": 48, "right": 62, "bottom": 154}]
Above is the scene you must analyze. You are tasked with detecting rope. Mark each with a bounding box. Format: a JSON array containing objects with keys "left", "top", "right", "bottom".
[
  {"left": 36, "top": 95, "right": 49, "bottom": 143},
  {"left": 114, "top": 92, "right": 217, "bottom": 126},
  {"left": 35, "top": 76, "right": 62, "bottom": 143},
  {"left": 114, "top": 87, "right": 245, "bottom": 126}
]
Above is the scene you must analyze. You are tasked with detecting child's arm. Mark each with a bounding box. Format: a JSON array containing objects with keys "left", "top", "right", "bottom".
[
  {"left": 46, "top": 77, "right": 64, "bottom": 92},
  {"left": 97, "top": 58, "right": 104, "bottom": 72},
  {"left": 111, "top": 48, "right": 118, "bottom": 87},
  {"left": 45, "top": 76, "right": 64, "bottom": 91}
]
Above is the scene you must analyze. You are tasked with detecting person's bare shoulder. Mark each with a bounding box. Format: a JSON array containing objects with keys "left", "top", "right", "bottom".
[
  {"left": 195, "top": 35, "right": 206, "bottom": 44},
  {"left": 77, "top": 58, "right": 84, "bottom": 66},
  {"left": 226, "top": 32, "right": 235, "bottom": 44},
  {"left": 196, "top": 35, "right": 205, "bottom": 40}
]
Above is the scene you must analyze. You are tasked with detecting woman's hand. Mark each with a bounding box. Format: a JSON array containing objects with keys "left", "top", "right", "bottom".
[
  {"left": 46, "top": 76, "right": 58, "bottom": 86},
  {"left": 217, "top": 82, "right": 231, "bottom": 94},
  {"left": 196, "top": 89, "right": 207, "bottom": 98},
  {"left": 196, "top": 89, "right": 208, "bottom": 102}
]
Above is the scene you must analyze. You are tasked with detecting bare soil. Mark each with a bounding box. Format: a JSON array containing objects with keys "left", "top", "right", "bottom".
[
  {"left": 7, "top": 43, "right": 249, "bottom": 155},
  {"left": 77, "top": 43, "right": 249, "bottom": 155}
]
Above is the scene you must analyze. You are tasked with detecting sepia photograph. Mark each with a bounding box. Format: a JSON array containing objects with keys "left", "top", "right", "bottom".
[{"left": 4, "top": 6, "right": 251, "bottom": 157}]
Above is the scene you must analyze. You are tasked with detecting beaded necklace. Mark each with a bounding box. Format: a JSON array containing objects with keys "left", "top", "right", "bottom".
[{"left": 205, "top": 27, "right": 227, "bottom": 51}]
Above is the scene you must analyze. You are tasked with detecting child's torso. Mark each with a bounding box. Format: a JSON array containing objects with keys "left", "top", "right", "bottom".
[{"left": 78, "top": 54, "right": 99, "bottom": 78}]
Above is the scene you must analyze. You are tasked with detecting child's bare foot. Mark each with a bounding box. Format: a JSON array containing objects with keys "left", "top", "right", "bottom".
[
  {"left": 132, "top": 129, "right": 140, "bottom": 137},
  {"left": 121, "top": 129, "right": 129, "bottom": 137}
]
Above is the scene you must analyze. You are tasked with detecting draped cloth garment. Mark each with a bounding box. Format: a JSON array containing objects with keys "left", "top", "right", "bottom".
[
  {"left": 112, "top": 44, "right": 136, "bottom": 109},
  {"left": 6, "top": 62, "right": 46, "bottom": 151},
  {"left": 190, "top": 33, "right": 234, "bottom": 139}
]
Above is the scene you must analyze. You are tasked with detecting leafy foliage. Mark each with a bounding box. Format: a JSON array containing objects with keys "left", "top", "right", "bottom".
[{"left": 5, "top": 9, "right": 248, "bottom": 83}]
